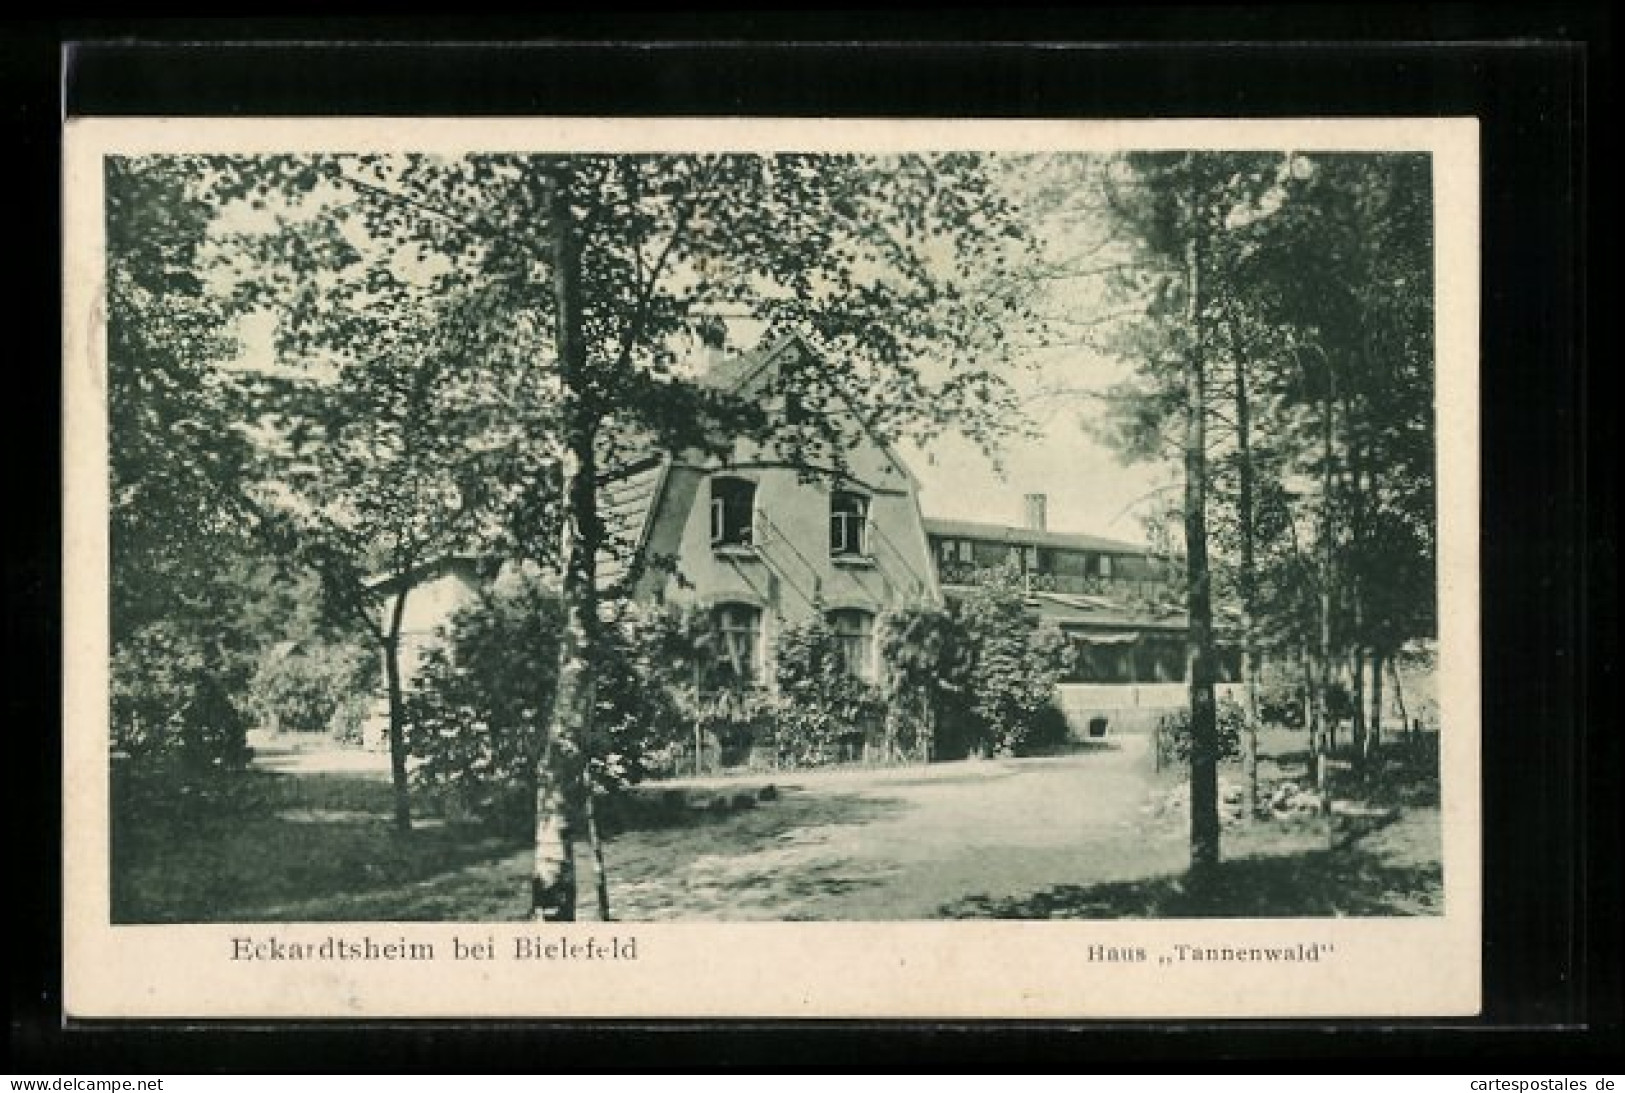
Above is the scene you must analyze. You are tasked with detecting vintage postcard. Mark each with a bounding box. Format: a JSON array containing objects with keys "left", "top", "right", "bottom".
[{"left": 63, "top": 116, "right": 1480, "bottom": 1018}]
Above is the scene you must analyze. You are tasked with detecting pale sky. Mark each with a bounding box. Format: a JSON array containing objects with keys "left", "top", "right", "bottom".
[
  {"left": 899, "top": 355, "right": 1173, "bottom": 548},
  {"left": 894, "top": 153, "right": 1177, "bottom": 547},
  {"left": 903, "top": 428, "right": 1170, "bottom": 549}
]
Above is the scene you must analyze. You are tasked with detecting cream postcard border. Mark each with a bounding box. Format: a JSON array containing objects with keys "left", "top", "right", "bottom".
[{"left": 62, "top": 116, "right": 1481, "bottom": 1019}]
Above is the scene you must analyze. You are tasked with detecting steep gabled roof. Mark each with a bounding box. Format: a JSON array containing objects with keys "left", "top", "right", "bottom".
[
  {"left": 692, "top": 333, "right": 922, "bottom": 490},
  {"left": 691, "top": 337, "right": 785, "bottom": 395},
  {"left": 597, "top": 453, "right": 669, "bottom": 592}
]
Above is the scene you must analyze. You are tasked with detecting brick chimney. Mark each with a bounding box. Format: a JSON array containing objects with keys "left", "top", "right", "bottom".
[{"left": 1023, "top": 492, "right": 1048, "bottom": 531}]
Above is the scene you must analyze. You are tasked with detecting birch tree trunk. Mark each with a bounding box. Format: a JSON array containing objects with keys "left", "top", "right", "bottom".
[{"left": 532, "top": 163, "right": 599, "bottom": 922}]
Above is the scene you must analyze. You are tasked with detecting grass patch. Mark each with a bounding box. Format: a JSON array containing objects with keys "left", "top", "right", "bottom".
[
  {"left": 111, "top": 760, "right": 906, "bottom": 922},
  {"left": 111, "top": 764, "right": 525, "bottom": 923}
]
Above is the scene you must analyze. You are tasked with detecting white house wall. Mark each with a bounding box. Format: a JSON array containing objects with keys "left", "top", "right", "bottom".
[
  {"left": 381, "top": 568, "right": 482, "bottom": 686},
  {"left": 648, "top": 460, "right": 941, "bottom": 629}
]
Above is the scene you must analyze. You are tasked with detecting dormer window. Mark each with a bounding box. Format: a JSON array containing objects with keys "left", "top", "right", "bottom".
[
  {"left": 830, "top": 490, "right": 869, "bottom": 557},
  {"left": 710, "top": 476, "right": 756, "bottom": 549}
]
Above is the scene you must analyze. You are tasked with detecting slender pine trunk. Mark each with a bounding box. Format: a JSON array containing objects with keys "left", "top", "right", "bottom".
[
  {"left": 1368, "top": 648, "right": 1385, "bottom": 759},
  {"left": 1299, "top": 648, "right": 1318, "bottom": 734},
  {"left": 1181, "top": 168, "right": 1220, "bottom": 874},
  {"left": 1231, "top": 332, "right": 1261, "bottom": 822},
  {"left": 532, "top": 161, "right": 599, "bottom": 922},
  {"left": 1350, "top": 643, "right": 1368, "bottom": 774},
  {"left": 1345, "top": 439, "right": 1370, "bottom": 774},
  {"left": 1314, "top": 359, "right": 1337, "bottom": 782}
]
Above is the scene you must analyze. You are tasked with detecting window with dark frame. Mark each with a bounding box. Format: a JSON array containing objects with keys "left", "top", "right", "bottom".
[
  {"left": 709, "top": 476, "right": 756, "bottom": 548},
  {"left": 829, "top": 490, "right": 869, "bottom": 557}
]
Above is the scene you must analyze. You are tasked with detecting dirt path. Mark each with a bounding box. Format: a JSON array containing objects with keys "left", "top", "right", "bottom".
[
  {"left": 235, "top": 731, "right": 1440, "bottom": 921},
  {"left": 606, "top": 740, "right": 1190, "bottom": 920}
]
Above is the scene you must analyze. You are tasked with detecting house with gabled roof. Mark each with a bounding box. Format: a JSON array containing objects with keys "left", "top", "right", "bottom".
[
  {"left": 364, "top": 333, "right": 941, "bottom": 714},
  {"left": 591, "top": 332, "right": 943, "bottom": 685},
  {"left": 362, "top": 331, "right": 1218, "bottom": 747}
]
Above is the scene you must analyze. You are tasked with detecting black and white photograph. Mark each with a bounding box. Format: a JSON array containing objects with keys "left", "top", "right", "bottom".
[{"left": 63, "top": 117, "right": 1480, "bottom": 1018}]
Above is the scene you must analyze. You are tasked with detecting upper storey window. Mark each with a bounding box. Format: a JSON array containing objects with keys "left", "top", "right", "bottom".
[
  {"left": 830, "top": 490, "right": 869, "bottom": 557},
  {"left": 710, "top": 476, "right": 756, "bottom": 548}
]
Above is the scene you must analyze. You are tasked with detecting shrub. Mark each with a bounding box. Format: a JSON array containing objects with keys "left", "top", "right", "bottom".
[
  {"left": 588, "top": 608, "right": 690, "bottom": 789},
  {"left": 1154, "top": 697, "right": 1247, "bottom": 768},
  {"left": 405, "top": 575, "right": 562, "bottom": 830},
  {"left": 1257, "top": 678, "right": 1306, "bottom": 730},
  {"left": 247, "top": 641, "right": 374, "bottom": 738},
  {"left": 406, "top": 576, "right": 689, "bottom": 830},
  {"left": 875, "top": 605, "right": 961, "bottom": 762},
  {"left": 111, "top": 620, "right": 252, "bottom": 770},
  {"left": 953, "top": 581, "right": 1075, "bottom": 757},
  {"left": 770, "top": 617, "right": 884, "bottom": 767}
]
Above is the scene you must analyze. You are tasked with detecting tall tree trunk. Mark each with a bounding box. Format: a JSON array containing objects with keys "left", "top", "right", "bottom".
[
  {"left": 1231, "top": 336, "right": 1261, "bottom": 822},
  {"left": 382, "top": 586, "right": 413, "bottom": 834},
  {"left": 1300, "top": 646, "right": 1319, "bottom": 741},
  {"left": 1343, "top": 432, "right": 1371, "bottom": 775},
  {"left": 1368, "top": 647, "right": 1385, "bottom": 759},
  {"left": 1181, "top": 172, "right": 1220, "bottom": 874},
  {"left": 1350, "top": 642, "right": 1368, "bottom": 774},
  {"left": 532, "top": 162, "right": 600, "bottom": 922},
  {"left": 1314, "top": 359, "right": 1337, "bottom": 783}
]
